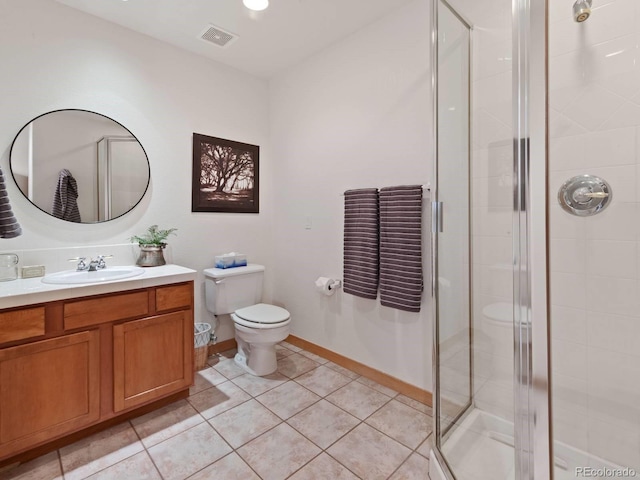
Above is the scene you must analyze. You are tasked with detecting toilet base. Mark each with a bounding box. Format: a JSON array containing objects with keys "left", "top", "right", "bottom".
[
  {"left": 234, "top": 336, "right": 279, "bottom": 376},
  {"left": 234, "top": 346, "right": 277, "bottom": 376},
  {"left": 233, "top": 320, "right": 290, "bottom": 377}
]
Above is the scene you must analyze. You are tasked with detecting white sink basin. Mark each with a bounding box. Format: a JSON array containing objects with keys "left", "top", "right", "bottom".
[{"left": 42, "top": 266, "right": 145, "bottom": 285}]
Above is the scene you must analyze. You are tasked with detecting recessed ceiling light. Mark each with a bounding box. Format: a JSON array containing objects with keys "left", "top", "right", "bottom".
[{"left": 243, "top": 0, "right": 269, "bottom": 11}]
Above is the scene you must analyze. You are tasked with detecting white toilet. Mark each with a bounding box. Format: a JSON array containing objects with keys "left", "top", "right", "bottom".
[{"left": 203, "top": 264, "right": 290, "bottom": 376}]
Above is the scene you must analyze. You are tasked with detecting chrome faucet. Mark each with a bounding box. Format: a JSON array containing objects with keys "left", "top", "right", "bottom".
[
  {"left": 95, "top": 255, "right": 109, "bottom": 270},
  {"left": 75, "top": 257, "right": 89, "bottom": 271},
  {"left": 71, "top": 255, "right": 112, "bottom": 271},
  {"left": 87, "top": 259, "right": 101, "bottom": 271}
]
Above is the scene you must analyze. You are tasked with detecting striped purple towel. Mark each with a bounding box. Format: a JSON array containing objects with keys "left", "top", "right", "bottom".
[
  {"left": 0, "top": 166, "right": 22, "bottom": 239},
  {"left": 52, "top": 169, "right": 81, "bottom": 223},
  {"left": 343, "top": 188, "right": 379, "bottom": 299},
  {"left": 379, "top": 185, "right": 423, "bottom": 312}
]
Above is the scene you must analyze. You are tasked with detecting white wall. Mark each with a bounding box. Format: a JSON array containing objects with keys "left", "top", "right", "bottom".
[
  {"left": 269, "top": 0, "right": 433, "bottom": 390},
  {"left": 0, "top": 0, "right": 436, "bottom": 392},
  {"left": 548, "top": 0, "right": 640, "bottom": 469},
  {"left": 0, "top": 0, "right": 273, "bottom": 340}
]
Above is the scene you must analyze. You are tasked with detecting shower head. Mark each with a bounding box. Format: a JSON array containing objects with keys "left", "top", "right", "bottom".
[{"left": 573, "top": 0, "right": 592, "bottom": 22}]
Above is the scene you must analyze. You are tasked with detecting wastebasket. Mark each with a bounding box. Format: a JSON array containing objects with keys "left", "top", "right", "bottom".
[{"left": 194, "top": 323, "right": 212, "bottom": 370}]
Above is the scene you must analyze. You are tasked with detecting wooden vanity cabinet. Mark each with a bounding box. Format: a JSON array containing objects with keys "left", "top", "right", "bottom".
[
  {"left": 0, "top": 281, "right": 194, "bottom": 464},
  {"left": 0, "top": 330, "right": 100, "bottom": 459},
  {"left": 113, "top": 310, "right": 192, "bottom": 412}
]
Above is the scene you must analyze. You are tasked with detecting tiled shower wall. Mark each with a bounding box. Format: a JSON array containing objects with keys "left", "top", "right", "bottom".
[{"left": 548, "top": 0, "right": 640, "bottom": 469}]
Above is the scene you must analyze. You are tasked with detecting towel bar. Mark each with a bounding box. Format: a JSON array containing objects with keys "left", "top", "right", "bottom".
[{"left": 340, "top": 184, "right": 431, "bottom": 196}]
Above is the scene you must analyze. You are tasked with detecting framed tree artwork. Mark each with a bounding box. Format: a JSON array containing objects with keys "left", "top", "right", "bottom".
[{"left": 192, "top": 133, "right": 259, "bottom": 213}]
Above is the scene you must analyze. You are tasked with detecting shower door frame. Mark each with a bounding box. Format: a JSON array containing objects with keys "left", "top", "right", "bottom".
[
  {"left": 512, "top": 0, "right": 552, "bottom": 478},
  {"left": 430, "top": 0, "right": 473, "bottom": 477}
]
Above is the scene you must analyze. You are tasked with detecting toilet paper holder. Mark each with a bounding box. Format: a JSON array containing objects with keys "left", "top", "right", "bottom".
[{"left": 315, "top": 277, "right": 342, "bottom": 296}]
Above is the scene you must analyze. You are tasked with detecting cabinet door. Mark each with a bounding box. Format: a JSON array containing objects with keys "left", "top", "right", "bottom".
[
  {"left": 0, "top": 331, "right": 100, "bottom": 458},
  {"left": 113, "top": 311, "right": 193, "bottom": 412}
]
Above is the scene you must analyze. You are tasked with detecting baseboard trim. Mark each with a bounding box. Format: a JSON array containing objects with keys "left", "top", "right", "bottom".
[
  {"left": 285, "top": 335, "right": 433, "bottom": 407},
  {"left": 206, "top": 335, "right": 433, "bottom": 408},
  {"left": 207, "top": 338, "right": 237, "bottom": 356}
]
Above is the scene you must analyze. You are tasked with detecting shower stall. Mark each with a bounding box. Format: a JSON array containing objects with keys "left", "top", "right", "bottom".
[{"left": 430, "top": 0, "right": 640, "bottom": 479}]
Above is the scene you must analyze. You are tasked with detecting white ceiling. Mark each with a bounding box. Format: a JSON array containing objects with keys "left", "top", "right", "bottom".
[{"left": 54, "top": 0, "right": 415, "bottom": 78}]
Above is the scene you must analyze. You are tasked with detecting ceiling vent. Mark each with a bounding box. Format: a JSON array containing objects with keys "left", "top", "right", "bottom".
[{"left": 199, "top": 25, "right": 237, "bottom": 48}]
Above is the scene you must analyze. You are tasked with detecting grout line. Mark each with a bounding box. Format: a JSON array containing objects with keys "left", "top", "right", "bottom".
[
  {"left": 56, "top": 449, "right": 64, "bottom": 478},
  {"left": 231, "top": 449, "right": 264, "bottom": 480},
  {"left": 62, "top": 422, "right": 147, "bottom": 480},
  {"left": 283, "top": 451, "right": 324, "bottom": 479},
  {"left": 385, "top": 450, "right": 415, "bottom": 480},
  {"left": 323, "top": 450, "right": 364, "bottom": 479},
  {"left": 129, "top": 420, "right": 166, "bottom": 480}
]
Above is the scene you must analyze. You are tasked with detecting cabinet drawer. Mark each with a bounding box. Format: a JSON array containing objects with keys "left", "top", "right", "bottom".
[
  {"left": 64, "top": 291, "right": 149, "bottom": 330},
  {"left": 0, "top": 307, "right": 45, "bottom": 344},
  {"left": 156, "top": 283, "right": 192, "bottom": 312}
]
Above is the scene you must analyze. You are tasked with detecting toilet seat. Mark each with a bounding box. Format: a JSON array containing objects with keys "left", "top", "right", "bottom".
[{"left": 232, "top": 303, "right": 291, "bottom": 330}]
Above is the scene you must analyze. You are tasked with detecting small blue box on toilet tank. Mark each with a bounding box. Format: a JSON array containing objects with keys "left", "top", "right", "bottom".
[{"left": 214, "top": 253, "right": 248, "bottom": 269}]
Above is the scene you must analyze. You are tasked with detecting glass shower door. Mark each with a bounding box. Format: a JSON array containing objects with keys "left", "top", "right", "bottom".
[
  {"left": 433, "top": 0, "right": 472, "bottom": 450},
  {"left": 433, "top": 0, "right": 518, "bottom": 478}
]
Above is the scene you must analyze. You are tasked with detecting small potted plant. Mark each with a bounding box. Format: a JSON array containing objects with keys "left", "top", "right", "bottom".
[{"left": 130, "top": 225, "right": 177, "bottom": 267}]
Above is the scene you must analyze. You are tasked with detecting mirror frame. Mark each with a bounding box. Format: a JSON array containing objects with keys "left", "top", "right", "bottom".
[{"left": 9, "top": 109, "right": 151, "bottom": 224}]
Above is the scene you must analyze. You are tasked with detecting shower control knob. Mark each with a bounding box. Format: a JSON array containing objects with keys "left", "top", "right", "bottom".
[
  {"left": 582, "top": 191, "right": 608, "bottom": 199},
  {"left": 558, "top": 175, "right": 612, "bottom": 216}
]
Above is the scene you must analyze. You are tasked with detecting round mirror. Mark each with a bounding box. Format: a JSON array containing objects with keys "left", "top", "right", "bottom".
[{"left": 10, "top": 109, "right": 150, "bottom": 223}]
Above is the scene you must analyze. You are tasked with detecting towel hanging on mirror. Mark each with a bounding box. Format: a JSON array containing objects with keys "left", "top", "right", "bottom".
[
  {"left": 0, "top": 166, "right": 22, "bottom": 239},
  {"left": 52, "top": 169, "right": 81, "bottom": 223}
]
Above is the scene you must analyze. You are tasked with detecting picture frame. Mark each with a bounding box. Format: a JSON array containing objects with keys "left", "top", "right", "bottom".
[{"left": 192, "top": 133, "right": 259, "bottom": 213}]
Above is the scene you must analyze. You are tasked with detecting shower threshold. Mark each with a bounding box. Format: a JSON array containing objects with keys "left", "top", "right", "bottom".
[{"left": 430, "top": 409, "right": 630, "bottom": 480}]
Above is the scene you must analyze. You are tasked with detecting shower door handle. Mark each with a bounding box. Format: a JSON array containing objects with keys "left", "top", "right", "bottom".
[{"left": 432, "top": 201, "right": 443, "bottom": 233}]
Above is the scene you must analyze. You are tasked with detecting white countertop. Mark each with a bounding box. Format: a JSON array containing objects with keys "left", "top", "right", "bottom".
[{"left": 0, "top": 264, "right": 197, "bottom": 309}]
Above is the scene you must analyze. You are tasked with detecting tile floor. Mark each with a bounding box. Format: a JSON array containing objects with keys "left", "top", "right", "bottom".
[{"left": 0, "top": 341, "right": 433, "bottom": 480}]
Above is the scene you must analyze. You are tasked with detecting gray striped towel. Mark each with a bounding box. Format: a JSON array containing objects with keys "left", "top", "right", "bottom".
[
  {"left": 343, "top": 188, "right": 379, "bottom": 299},
  {"left": 0, "top": 166, "right": 22, "bottom": 239},
  {"left": 379, "top": 185, "right": 423, "bottom": 312},
  {"left": 52, "top": 169, "right": 81, "bottom": 223}
]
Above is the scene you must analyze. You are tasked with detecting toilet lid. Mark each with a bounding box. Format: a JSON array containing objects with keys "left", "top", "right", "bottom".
[{"left": 235, "top": 303, "right": 290, "bottom": 324}]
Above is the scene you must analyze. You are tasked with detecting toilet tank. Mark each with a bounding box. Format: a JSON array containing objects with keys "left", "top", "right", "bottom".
[{"left": 203, "top": 264, "right": 265, "bottom": 315}]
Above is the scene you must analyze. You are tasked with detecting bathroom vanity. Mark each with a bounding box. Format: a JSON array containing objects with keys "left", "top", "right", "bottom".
[{"left": 0, "top": 265, "right": 195, "bottom": 465}]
